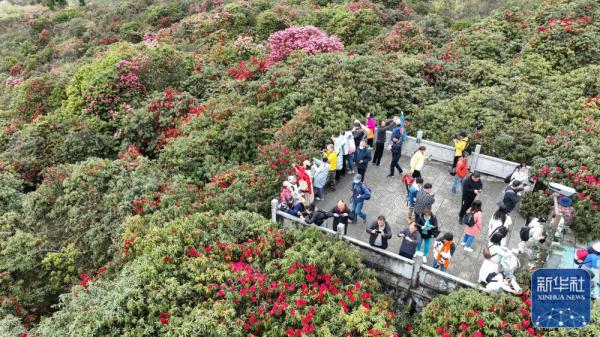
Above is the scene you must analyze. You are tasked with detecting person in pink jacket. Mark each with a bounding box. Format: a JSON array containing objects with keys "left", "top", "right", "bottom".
[{"left": 461, "top": 200, "right": 482, "bottom": 252}]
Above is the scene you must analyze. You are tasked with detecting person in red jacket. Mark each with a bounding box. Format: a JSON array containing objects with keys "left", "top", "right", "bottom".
[{"left": 451, "top": 152, "right": 470, "bottom": 194}]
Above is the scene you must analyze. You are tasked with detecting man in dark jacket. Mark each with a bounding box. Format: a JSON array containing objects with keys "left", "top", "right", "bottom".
[
  {"left": 387, "top": 136, "right": 403, "bottom": 177},
  {"left": 367, "top": 215, "right": 393, "bottom": 250},
  {"left": 352, "top": 122, "right": 365, "bottom": 148},
  {"left": 372, "top": 119, "right": 395, "bottom": 165},
  {"left": 459, "top": 172, "right": 483, "bottom": 220},
  {"left": 354, "top": 141, "right": 372, "bottom": 182},
  {"left": 330, "top": 200, "right": 350, "bottom": 234},
  {"left": 499, "top": 180, "right": 523, "bottom": 213},
  {"left": 397, "top": 222, "right": 421, "bottom": 259},
  {"left": 414, "top": 183, "right": 435, "bottom": 219},
  {"left": 303, "top": 204, "right": 330, "bottom": 227}
]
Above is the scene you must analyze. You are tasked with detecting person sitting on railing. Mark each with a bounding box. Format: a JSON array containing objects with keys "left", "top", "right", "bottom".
[
  {"left": 303, "top": 204, "right": 330, "bottom": 227},
  {"left": 330, "top": 200, "right": 350, "bottom": 235},
  {"left": 279, "top": 181, "right": 293, "bottom": 204},
  {"left": 280, "top": 195, "right": 304, "bottom": 218},
  {"left": 397, "top": 222, "right": 421, "bottom": 259},
  {"left": 367, "top": 215, "right": 392, "bottom": 250},
  {"left": 432, "top": 232, "right": 456, "bottom": 272}
]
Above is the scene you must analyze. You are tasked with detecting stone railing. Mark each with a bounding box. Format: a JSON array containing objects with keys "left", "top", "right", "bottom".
[
  {"left": 272, "top": 200, "right": 477, "bottom": 307},
  {"left": 389, "top": 130, "right": 520, "bottom": 178}
]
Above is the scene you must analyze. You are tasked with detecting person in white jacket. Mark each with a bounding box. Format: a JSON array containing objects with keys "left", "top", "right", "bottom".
[
  {"left": 488, "top": 207, "right": 512, "bottom": 247},
  {"left": 344, "top": 131, "right": 356, "bottom": 174},
  {"left": 332, "top": 131, "right": 348, "bottom": 177}
]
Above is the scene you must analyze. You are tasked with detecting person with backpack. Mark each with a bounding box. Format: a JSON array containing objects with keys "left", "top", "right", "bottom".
[
  {"left": 365, "top": 113, "right": 376, "bottom": 147},
  {"left": 517, "top": 217, "right": 546, "bottom": 259},
  {"left": 410, "top": 146, "right": 428, "bottom": 179},
  {"left": 497, "top": 180, "right": 523, "bottom": 213},
  {"left": 482, "top": 255, "right": 522, "bottom": 295},
  {"left": 415, "top": 208, "right": 439, "bottom": 263},
  {"left": 372, "top": 119, "right": 395, "bottom": 166},
  {"left": 459, "top": 172, "right": 483, "bottom": 221},
  {"left": 367, "top": 215, "right": 392, "bottom": 250},
  {"left": 433, "top": 232, "right": 456, "bottom": 272},
  {"left": 354, "top": 141, "right": 372, "bottom": 182},
  {"left": 478, "top": 230, "right": 514, "bottom": 284},
  {"left": 330, "top": 200, "right": 350, "bottom": 234},
  {"left": 397, "top": 222, "right": 421, "bottom": 259},
  {"left": 461, "top": 200, "right": 482, "bottom": 252},
  {"left": 405, "top": 177, "right": 423, "bottom": 223},
  {"left": 303, "top": 204, "right": 330, "bottom": 227},
  {"left": 450, "top": 152, "right": 469, "bottom": 194},
  {"left": 387, "top": 136, "right": 403, "bottom": 177},
  {"left": 350, "top": 174, "right": 371, "bottom": 224},
  {"left": 414, "top": 183, "right": 435, "bottom": 220},
  {"left": 452, "top": 131, "right": 469, "bottom": 169},
  {"left": 488, "top": 207, "right": 512, "bottom": 247},
  {"left": 311, "top": 159, "right": 329, "bottom": 201}
]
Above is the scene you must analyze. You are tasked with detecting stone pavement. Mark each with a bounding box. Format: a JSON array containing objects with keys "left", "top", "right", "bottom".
[{"left": 315, "top": 149, "right": 526, "bottom": 283}]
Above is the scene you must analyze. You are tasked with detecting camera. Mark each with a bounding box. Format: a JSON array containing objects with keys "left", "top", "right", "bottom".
[{"left": 548, "top": 182, "right": 576, "bottom": 197}]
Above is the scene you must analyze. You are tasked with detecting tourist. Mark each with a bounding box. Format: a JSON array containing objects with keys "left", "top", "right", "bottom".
[
  {"left": 482, "top": 255, "right": 522, "bottom": 294},
  {"left": 311, "top": 159, "right": 329, "bottom": 201},
  {"left": 279, "top": 181, "right": 293, "bottom": 204},
  {"left": 367, "top": 215, "right": 392, "bottom": 250},
  {"left": 517, "top": 217, "right": 546, "bottom": 259},
  {"left": 294, "top": 161, "right": 313, "bottom": 204},
  {"left": 549, "top": 195, "right": 576, "bottom": 226},
  {"left": 397, "top": 222, "right": 421, "bottom": 259},
  {"left": 461, "top": 200, "right": 483, "bottom": 252},
  {"left": 365, "top": 113, "right": 376, "bottom": 147},
  {"left": 331, "top": 200, "right": 350, "bottom": 235},
  {"left": 415, "top": 208, "right": 439, "bottom": 263},
  {"left": 488, "top": 207, "right": 512, "bottom": 247},
  {"left": 303, "top": 204, "right": 330, "bottom": 227},
  {"left": 478, "top": 233, "right": 514, "bottom": 284},
  {"left": 433, "top": 232, "right": 456, "bottom": 272},
  {"left": 410, "top": 145, "right": 427, "bottom": 179},
  {"left": 354, "top": 141, "right": 372, "bottom": 182},
  {"left": 344, "top": 130, "right": 356, "bottom": 174},
  {"left": 324, "top": 144, "right": 338, "bottom": 189},
  {"left": 509, "top": 163, "right": 532, "bottom": 191},
  {"left": 373, "top": 119, "right": 395, "bottom": 166},
  {"left": 459, "top": 172, "right": 483, "bottom": 221},
  {"left": 280, "top": 195, "right": 304, "bottom": 218},
  {"left": 497, "top": 180, "right": 523, "bottom": 213},
  {"left": 414, "top": 183, "right": 435, "bottom": 220},
  {"left": 450, "top": 152, "right": 469, "bottom": 194},
  {"left": 332, "top": 131, "right": 347, "bottom": 177},
  {"left": 452, "top": 131, "right": 469, "bottom": 169},
  {"left": 387, "top": 136, "right": 403, "bottom": 177},
  {"left": 406, "top": 177, "right": 423, "bottom": 223},
  {"left": 286, "top": 175, "right": 303, "bottom": 202},
  {"left": 350, "top": 174, "right": 371, "bottom": 224},
  {"left": 351, "top": 121, "right": 366, "bottom": 149}
]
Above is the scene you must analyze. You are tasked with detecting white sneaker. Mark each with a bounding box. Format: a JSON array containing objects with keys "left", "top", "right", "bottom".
[
  {"left": 422, "top": 256, "right": 427, "bottom": 263},
  {"left": 464, "top": 247, "right": 473, "bottom": 252},
  {"left": 460, "top": 242, "right": 465, "bottom": 246}
]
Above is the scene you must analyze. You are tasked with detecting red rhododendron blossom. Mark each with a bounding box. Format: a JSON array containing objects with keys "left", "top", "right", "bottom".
[
  {"left": 436, "top": 327, "right": 444, "bottom": 333},
  {"left": 267, "top": 26, "right": 344, "bottom": 62},
  {"left": 460, "top": 322, "right": 469, "bottom": 331},
  {"left": 159, "top": 312, "right": 170, "bottom": 325},
  {"left": 476, "top": 319, "right": 485, "bottom": 327},
  {"left": 187, "top": 248, "right": 201, "bottom": 257},
  {"left": 527, "top": 327, "right": 535, "bottom": 335},
  {"left": 204, "top": 246, "right": 212, "bottom": 253},
  {"left": 163, "top": 257, "right": 173, "bottom": 263}
]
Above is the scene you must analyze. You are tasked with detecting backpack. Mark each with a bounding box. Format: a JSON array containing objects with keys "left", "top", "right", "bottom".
[
  {"left": 484, "top": 272, "right": 499, "bottom": 285},
  {"left": 519, "top": 226, "right": 531, "bottom": 242},
  {"left": 361, "top": 183, "right": 372, "bottom": 200},
  {"left": 489, "top": 225, "right": 509, "bottom": 244},
  {"left": 464, "top": 141, "right": 474, "bottom": 154},
  {"left": 462, "top": 212, "right": 475, "bottom": 227}
]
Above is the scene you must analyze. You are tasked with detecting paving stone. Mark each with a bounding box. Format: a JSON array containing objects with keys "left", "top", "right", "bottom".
[{"left": 315, "top": 149, "right": 526, "bottom": 283}]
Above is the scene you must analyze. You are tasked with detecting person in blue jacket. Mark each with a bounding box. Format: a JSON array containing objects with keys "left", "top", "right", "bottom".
[
  {"left": 387, "top": 136, "right": 403, "bottom": 177},
  {"left": 354, "top": 141, "right": 372, "bottom": 182},
  {"left": 350, "top": 174, "right": 371, "bottom": 224}
]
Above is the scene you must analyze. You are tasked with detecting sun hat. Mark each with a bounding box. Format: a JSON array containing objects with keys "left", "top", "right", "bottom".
[
  {"left": 353, "top": 174, "right": 362, "bottom": 183},
  {"left": 592, "top": 242, "right": 600, "bottom": 254},
  {"left": 558, "top": 196, "right": 572, "bottom": 207}
]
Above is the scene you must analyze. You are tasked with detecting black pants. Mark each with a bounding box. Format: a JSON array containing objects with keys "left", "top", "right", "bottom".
[
  {"left": 412, "top": 169, "right": 421, "bottom": 178},
  {"left": 332, "top": 218, "right": 348, "bottom": 235},
  {"left": 399, "top": 251, "right": 414, "bottom": 259},
  {"left": 459, "top": 195, "right": 476, "bottom": 218},
  {"left": 357, "top": 167, "right": 367, "bottom": 182},
  {"left": 341, "top": 155, "right": 348, "bottom": 176},
  {"left": 390, "top": 157, "right": 402, "bottom": 176},
  {"left": 335, "top": 169, "right": 342, "bottom": 181},
  {"left": 452, "top": 155, "right": 460, "bottom": 168},
  {"left": 372, "top": 142, "right": 385, "bottom": 165},
  {"left": 367, "top": 138, "right": 373, "bottom": 147}
]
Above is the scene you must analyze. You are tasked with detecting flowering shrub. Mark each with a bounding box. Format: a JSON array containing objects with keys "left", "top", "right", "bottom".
[
  {"left": 374, "top": 21, "right": 432, "bottom": 53},
  {"left": 10, "top": 76, "right": 65, "bottom": 124},
  {"left": 226, "top": 56, "right": 271, "bottom": 80},
  {"left": 268, "top": 26, "right": 344, "bottom": 62},
  {"left": 28, "top": 211, "right": 402, "bottom": 336}
]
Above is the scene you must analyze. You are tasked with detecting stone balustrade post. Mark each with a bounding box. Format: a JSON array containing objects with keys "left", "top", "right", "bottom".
[
  {"left": 271, "top": 199, "right": 278, "bottom": 224},
  {"left": 470, "top": 144, "right": 482, "bottom": 173}
]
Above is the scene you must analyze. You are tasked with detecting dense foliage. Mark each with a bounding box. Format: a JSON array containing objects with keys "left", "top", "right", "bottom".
[{"left": 0, "top": 0, "right": 598, "bottom": 335}]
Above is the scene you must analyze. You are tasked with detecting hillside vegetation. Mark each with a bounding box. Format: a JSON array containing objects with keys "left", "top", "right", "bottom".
[{"left": 0, "top": 0, "right": 598, "bottom": 336}]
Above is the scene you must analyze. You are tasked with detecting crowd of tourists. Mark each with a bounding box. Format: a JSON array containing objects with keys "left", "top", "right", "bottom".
[{"left": 277, "top": 113, "right": 598, "bottom": 295}]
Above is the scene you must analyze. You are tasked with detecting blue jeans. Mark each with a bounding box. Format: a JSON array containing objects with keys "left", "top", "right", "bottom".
[
  {"left": 351, "top": 200, "right": 367, "bottom": 222},
  {"left": 416, "top": 237, "right": 431, "bottom": 256},
  {"left": 347, "top": 154, "right": 355, "bottom": 171},
  {"left": 315, "top": 187, "right": 324, "bottom": 199},
  {"left": 463, "top": 234, "right": 475, "bottom": 248},
  {"left": 451, "top": 176, "right": 465, "bottom": 194},
  {"left": 432, "top": 259, "right": 447, "bottom": 272}
]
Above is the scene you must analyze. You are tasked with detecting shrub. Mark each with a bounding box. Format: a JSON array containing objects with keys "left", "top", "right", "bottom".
[
  {"left": 256, "top": 10, "right": 288, "bottom": 39},
  {"left": 267, "top": 26, "right": 344, "bottom": 62},
  {"left": 119, "top": 21, "right": 143, "bottom": 43},
  {"left": 9, "top": 76, "right": 66, "bottom": 124}
]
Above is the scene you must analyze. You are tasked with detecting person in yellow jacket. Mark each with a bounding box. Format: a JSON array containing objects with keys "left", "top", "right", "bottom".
[
  {"left": 452, "top": 131, "right": 469, "bottom": 169},
  {"left": 410, "top": 146, "right": 428, "bottom": 179},
  {"left": 324, "top": 144, "right": 339, "bottom": 190}
]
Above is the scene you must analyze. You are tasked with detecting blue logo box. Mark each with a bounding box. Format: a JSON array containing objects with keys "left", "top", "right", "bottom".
[{"left": 531, "top": 268, "right": 591, "bottom": 328}]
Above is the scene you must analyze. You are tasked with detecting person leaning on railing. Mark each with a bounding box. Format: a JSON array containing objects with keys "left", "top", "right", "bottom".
[{"left": 367, "top": 215, "right": 392, "bottom": 250}]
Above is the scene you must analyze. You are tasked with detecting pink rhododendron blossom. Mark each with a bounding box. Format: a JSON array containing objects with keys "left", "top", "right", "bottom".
[{"left": 267, "top": 26, "right": 344, "bottom": 62}]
